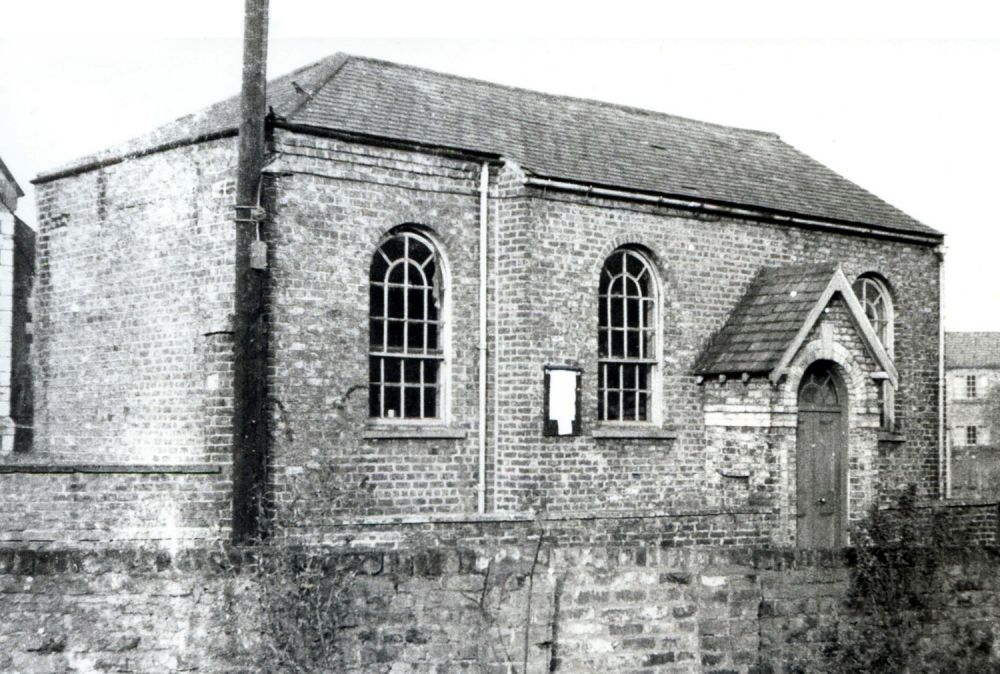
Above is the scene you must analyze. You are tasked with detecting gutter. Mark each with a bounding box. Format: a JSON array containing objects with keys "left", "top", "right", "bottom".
[
  {"left": 32, "top": 130, "right": 240, "bottom": 185},
  {"left": 32, "top": 122, "right": 501, "bottom": 186},
  {"left": 524, "top": 175, "right": 943, "bottom": 247},
  {"left": 270, "top": 121, "right": 502, "bottom": 164}
]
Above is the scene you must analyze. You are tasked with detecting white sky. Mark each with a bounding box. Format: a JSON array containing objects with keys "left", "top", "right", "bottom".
[{"left": 1, "top": 2, "right": 999, "bottom": 331}]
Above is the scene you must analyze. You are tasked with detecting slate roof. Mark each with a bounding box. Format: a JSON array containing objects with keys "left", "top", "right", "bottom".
[
  {"left": 38, "top": 53, "right": 939, "bottom": 239},
  {"left": 945, "top": 333, "right": 1000, "bottom": 369},
  {"left": 695, "top": 264, "right": 839, "bottom": 376}
]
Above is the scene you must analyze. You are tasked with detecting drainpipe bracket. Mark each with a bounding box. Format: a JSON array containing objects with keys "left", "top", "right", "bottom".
[{"left": 233, "top": 204, "right": 267, "bottom": 222}]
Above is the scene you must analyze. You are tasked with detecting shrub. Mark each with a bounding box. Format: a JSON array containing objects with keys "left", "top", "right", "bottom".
[
  {"left": 830, "top": 485, "right": 997, "bottom": 673},
  {"left": 223, "top": 465, "right": 355, "bottom": 673}
]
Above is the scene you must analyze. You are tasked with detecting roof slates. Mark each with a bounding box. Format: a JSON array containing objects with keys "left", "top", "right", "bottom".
[
  {"left": 38, "top": 53, "right": 938, "bottom": 238},
  {"left": 695, "top": 264, "right": 838, "bottom": 376},
  {"left": 945, "top": 333, "right": 1000, "bottom": 369}
]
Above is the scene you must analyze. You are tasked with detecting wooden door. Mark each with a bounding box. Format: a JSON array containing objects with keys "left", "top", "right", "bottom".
[{"left": 796, "top": 362, "right": 847, "bottom": 548}]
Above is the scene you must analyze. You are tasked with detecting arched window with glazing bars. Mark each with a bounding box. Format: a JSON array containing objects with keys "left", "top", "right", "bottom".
[
  {"left": 852, "top": 274, "right": 894, "bottom": 430},
  {"left": 369, "top": 230, "right": 445, "bottom": 420},
  {"left": 598, "top": 248, "right": 659, "bottom": 423}
]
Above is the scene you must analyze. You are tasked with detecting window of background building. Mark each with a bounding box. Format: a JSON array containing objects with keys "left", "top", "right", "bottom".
[
  {"left": 966, "top": 374, "right": 978, "bottom": 399},
  {"left": 967, "top": 426, "right": 978, "bottom": 446}
]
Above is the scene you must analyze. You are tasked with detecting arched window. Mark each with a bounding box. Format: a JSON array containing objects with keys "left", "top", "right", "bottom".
[
  {"left": 369, "top": 230, "right": 445, "bottom": 420},
  {"left": 598, "top": 248, "right": 659, "bottom": 422},
  {"left": 852, "top": 274, "right": 894, "bottom": 429},
  {"left": 853, "top": 275, "right": 892, "bottom": 348}
]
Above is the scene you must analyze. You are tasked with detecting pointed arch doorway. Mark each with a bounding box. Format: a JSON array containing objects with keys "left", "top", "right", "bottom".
[{"left": 796, "top": 361, "right": 848, "bottom": 548}]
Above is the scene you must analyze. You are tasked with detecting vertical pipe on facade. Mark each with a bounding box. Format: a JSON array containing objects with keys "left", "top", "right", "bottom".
[
  {"left": 232, "top": 0, "right": 269, "bottom": 543},
  {"left": 0, "top": 202, "right": 14, "bottom": 453},
  {"left": 492, "top": 172, "right": 500, "bottom": 515},
  {"left": 478, "top": 163, "right": 489, "bottom": 514},
  {"left": 938, "top": 245, "right": 949, "bottom": 498}
]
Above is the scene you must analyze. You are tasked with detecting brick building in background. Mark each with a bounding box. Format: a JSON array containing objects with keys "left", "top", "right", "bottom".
[
  {"left": 2, "top": 53, "right": 957, "bottom": 550},
  {"left": 945, "top": 332, "right": 1000, "bottom": 499},
  {"left": 0, "top": 156, "right": 34, "bottom": 456}
]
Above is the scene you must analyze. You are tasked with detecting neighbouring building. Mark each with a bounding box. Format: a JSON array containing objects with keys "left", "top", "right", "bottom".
[
  {"left": 0, "top": 156, "right": 34, "bottom": 456},
  {"left": 3, "top": 53, "right": 957, "bottom": 550},
  {"left": 945, "top": 332, "right": 1000, "bottom": 499}
]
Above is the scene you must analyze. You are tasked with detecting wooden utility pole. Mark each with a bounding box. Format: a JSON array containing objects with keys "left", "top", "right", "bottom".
[{"left": 232, "top": 0, "right": 270, "bottom": 544}]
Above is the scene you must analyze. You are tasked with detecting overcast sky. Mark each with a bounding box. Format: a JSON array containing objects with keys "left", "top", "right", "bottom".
[{"left": 2, "top": 2, "right": 999, "bottom": 331}]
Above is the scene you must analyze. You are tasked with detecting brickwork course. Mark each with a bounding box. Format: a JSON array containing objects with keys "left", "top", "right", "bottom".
[
  {"left": 945, "top": 332, "right": 1000, "bottom": 500},
  {"left": 7, "top": 52, "right": 953, "bottom": 556}
]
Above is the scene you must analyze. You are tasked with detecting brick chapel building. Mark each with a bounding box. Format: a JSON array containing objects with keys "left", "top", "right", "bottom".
[{"left": 3, "top": 54, "right": 948, "bottom": 549}]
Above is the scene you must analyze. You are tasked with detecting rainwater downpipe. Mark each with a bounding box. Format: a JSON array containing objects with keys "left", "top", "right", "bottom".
[
  {"left": 478, "top": 162, "right": 489, "bottom": 514},
  {"left": 938, "top": 245, "right": 949, "bottom": 498},
  {"left": 492, "top": 174, "right": 500, "bottom": 515}
]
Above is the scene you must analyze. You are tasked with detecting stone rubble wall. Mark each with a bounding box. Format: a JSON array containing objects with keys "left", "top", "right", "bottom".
[{"left": 2, "top": 523, "right": 1000, "bottom": 673}]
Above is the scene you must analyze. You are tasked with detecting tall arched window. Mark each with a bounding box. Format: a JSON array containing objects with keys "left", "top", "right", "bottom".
[
  {"left": 598, "top": 248, "right": 659, "bottom": 422},
  {"left": 852, "top": 274, "right": 894, "bottom": 429},
  {"left": 369, "top": 230, "right": 445, "bottom": 420}
]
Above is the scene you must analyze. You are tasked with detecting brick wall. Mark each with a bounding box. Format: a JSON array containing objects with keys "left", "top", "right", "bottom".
[
  {"left": 495, "top": 189, "right": 939, "bottom": 515},
  {"left": 0, "top": 469, "right": 226, "bottom": 548},
  {"left": 1, "top": 139, "right": 239, "bottom": 545},
  {"left": 265, "top": 132, "right": 487, "bottom": 522},
  {"left": 30, "top": 140, "right": 237, "bottom": 463},
  {"left": 908, "top": 499, "right": 1000, "bottom": 546}
]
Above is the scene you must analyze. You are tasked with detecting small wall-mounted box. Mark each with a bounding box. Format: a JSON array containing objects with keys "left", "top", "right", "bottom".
[
  {"left": 250, "top": 240, "right": 268, "bottom": 270},
  {"left": 543, "top": 365, "right": 582, "bottom": 437}
]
